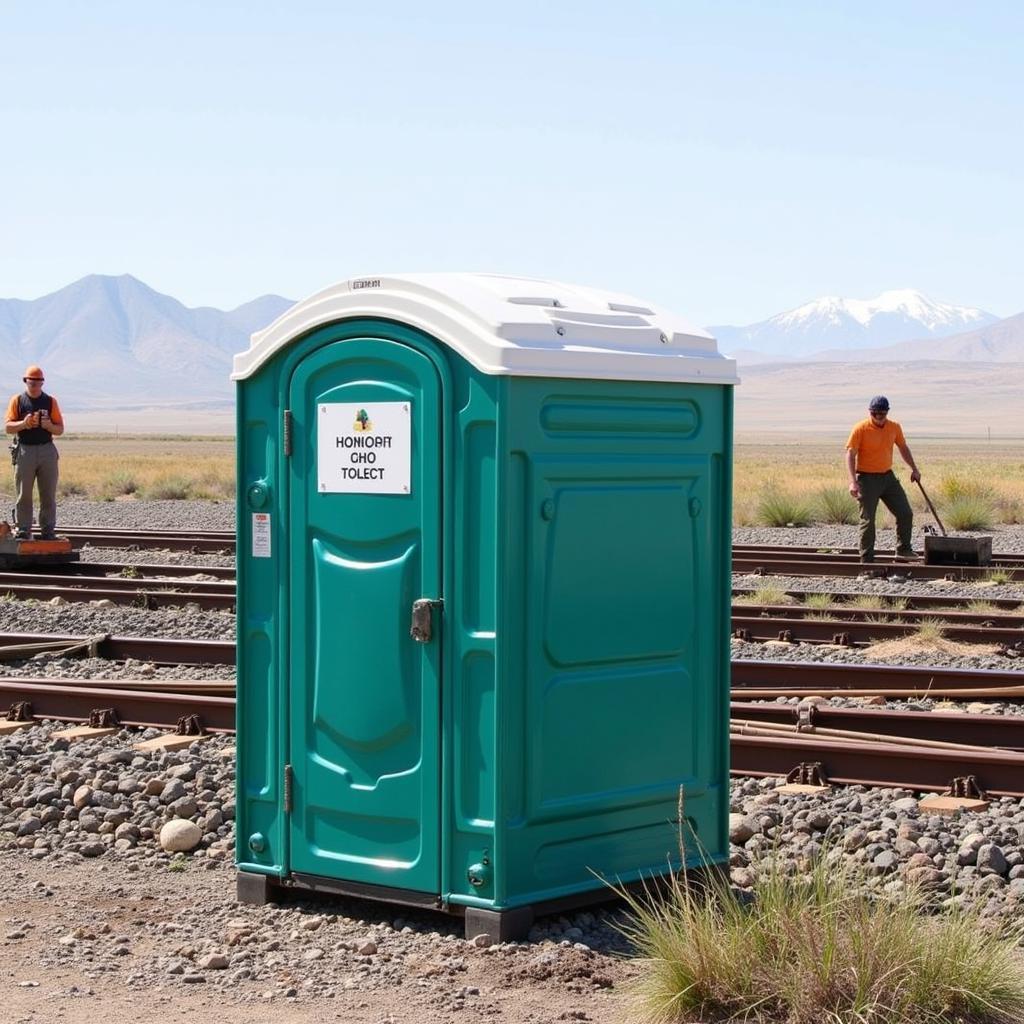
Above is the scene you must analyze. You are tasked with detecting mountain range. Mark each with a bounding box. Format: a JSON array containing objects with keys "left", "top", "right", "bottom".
[
  {"left": 1, "top": 277, "right": 1022, "bottom": 421},
  {"left": 712, "top": 289, "right": 1005, "bottom": 361},
  {"left": 0, "top": 275, "right": 294, "bottom": 409}
]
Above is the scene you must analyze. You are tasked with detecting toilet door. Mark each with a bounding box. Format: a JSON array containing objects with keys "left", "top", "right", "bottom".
[{"left": 285, "top": 336, "right": 443, "bottom": 894}]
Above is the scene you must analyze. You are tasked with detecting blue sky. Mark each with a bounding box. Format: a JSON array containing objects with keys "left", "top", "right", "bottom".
[{"left": 2, "top": 1, "right": 1021, "bottom": 325}]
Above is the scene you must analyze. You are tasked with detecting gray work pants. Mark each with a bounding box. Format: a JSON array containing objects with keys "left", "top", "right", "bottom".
[
  {"left": 14, "top": 441, "right": 59, "bottom": 535},
  {"left": 857, "top": 470, "right": 913, "bottom": 560}
]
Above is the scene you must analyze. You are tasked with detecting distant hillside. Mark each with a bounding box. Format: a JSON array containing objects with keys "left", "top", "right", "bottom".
[
  {"left": 735, "top": 359, "right": 1024, "bottom": 436},
  {"left": 0, "top": 275, "right": 294, "bottom": 409}
]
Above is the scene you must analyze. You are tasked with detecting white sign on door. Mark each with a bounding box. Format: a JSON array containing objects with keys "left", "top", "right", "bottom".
[{"left": 318, "top": 402, "right": 411, "bottom": 494}]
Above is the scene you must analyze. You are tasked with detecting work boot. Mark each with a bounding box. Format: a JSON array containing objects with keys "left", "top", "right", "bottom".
[
  {"left": 894, "top": 548, "right": 919, "bottom": 561},
  {"left": 13, "top": 529, "right": 29, "bottom": 540},
  {"left": 39, "top": 531, "right": 56, "bottom": 541}
]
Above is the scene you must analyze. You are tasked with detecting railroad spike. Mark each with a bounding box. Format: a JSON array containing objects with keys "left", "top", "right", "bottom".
[
  {"left": 6, "top": 699, "right": 32, "bottom": 722},
  {"left": 88, "top": 707, "right": 120, "bottom": 729},
  {"left": 175, "top": 713, "right": 205, "bottom": 736}
]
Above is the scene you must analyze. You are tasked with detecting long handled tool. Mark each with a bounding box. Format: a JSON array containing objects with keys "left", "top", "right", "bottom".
[
  {"left": 916, "top": 480, "right": 946, "bottom": 536},
  {"left": 916, "top": 479, "right": 993, "bottom": 566}
]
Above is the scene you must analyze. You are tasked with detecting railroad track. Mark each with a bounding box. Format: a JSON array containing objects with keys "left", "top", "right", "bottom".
[
  {"left": 60, "top": 525, "right": 235, "bottom": 553},
  {"left": 0, "top": 631, "right": 234, "bottom": 665},
  {"left": 732, "top": 543, "right": 1024, "bottom": 582},
  {"left": 0, "top": 568, "right": 235, "bottom": 609},
  {"left": 731, "top": 658, "right": 1024, "bottom": 696},
  {"left": 731, "top": 612, "right": 1023, "bottom": 647},
  {"left": 5, "top": 655, "right": 1024, "bottom": 796},
  {"left": 734, "top": 588, "right": 1022, "bottom": 612},
  {"left": 48, "top": 560, "right": 235, "bottom": 580}
]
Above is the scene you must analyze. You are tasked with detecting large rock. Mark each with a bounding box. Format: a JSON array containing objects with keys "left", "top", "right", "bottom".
[
  {"left": 977, "top": 844, "right": 1009, "bottom": 877},
  {"left": 729, "top": 814, "right": 755, "bottom": 845},
  {"left": 159, "top": 819, "right": 202, "bottom": 853}
]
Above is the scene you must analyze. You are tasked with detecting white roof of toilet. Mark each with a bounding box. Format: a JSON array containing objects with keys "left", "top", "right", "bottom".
[{"left": 231, "top": 272, "right": 739, "bottom": 385}]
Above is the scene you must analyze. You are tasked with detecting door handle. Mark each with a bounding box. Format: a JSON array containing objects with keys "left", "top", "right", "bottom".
[{"left": 410, "top": 598, "right": 443, "bottom": 643}]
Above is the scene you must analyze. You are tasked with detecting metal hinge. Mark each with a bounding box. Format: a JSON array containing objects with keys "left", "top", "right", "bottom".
[
  {"left": 283, "top": 409, "right": 293, "bottom": 456},
  {"left": 283, "top": 763, "right": 294, "bottom": 813}
]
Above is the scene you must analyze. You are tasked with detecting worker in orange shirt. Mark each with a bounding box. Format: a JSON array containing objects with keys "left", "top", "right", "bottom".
[
  {"left": 4, "top": 365, "right": 65, "bottom": 540},
  {"left": 845, "top": 396, "right": 920, "bottom": 563}
]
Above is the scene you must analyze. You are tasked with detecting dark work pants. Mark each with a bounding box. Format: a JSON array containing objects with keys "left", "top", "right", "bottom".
[
  {"left": 857, "top": 470, "right": 913, "bottom": 560},
  {"left": 14, "top": 441, "right": 59, "bottom": 535}
]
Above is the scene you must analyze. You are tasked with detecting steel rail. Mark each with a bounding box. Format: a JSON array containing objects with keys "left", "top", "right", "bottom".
[
  {"left": 731, "top": 614, "right": 1023, "bottom": 646},
  {"left": 733, "top": 602, "right": 1024, "bottom": 628},
  {"left": 0, "top": 569, "right": 234, "bottom": 592},
  {"left": 731, "top": 702, "right": 1024, "bottom": 751},
  {"left": 731, "top": 659, "right": 1024, "bottom": 694},
  {"left": 60, "top": 526, "right": 235, "bottom": 553},
  {"left": 0, "top": 632, "right": 235, "bottom": 666},
  {"left": 734, "top": 542, "right": 1024, "bottom": 568},
  {"left": 0, "top": 678, "right": 235, "bottom": 732},
  {"left": 0, "top": 571, "right": 235, "bottom": 610},
  {"left": 734, "top": 589, "right": 1024, "bottom": 613},
  {"left": 730, "top": 730, "right": 1024, "bottom": 797},
  {"left": 0, "top": 674, "right": 235, "bottom": 695},
  {"left": 37, "top": 560, "right": 235, "bottom": 581},
  {"left": 732, "top": 555, "right": 1024, "bottom": 582}
]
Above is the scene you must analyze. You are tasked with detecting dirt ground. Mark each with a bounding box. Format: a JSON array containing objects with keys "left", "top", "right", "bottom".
[{"left": 0, "top": 854, "right": 639, "bottom": 1024}]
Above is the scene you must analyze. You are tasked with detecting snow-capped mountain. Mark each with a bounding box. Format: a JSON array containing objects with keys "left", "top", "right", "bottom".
[{"left": 712, "top": 289, "right": 997, "bottom": 358}]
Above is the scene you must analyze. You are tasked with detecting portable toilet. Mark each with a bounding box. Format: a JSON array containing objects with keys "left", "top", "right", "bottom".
[{"left": 232, "top": 273, "right": 738, "bottom": 941}]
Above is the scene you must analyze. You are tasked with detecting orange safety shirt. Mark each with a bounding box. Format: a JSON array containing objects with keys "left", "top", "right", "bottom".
[
  {"left": 5, "top": 393, "right": 63, "bottom": 426},
  {"left": 846, "top": 417, "right": 905, "bottom": 473}
]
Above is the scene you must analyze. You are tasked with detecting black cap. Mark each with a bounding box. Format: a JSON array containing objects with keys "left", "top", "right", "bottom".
[{"left": 868, "top": 395, "right": 890, "bottom": 412}]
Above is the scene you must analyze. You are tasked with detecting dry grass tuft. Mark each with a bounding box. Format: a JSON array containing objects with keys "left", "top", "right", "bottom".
[
  {"left": 733, "top": 585, "right": 795, "bottom": 607},
  {"left": 867, "top": 635, "right": 1001, "bottom": 659},
  {"left": 618, "top": 851, "right": 1024, "bottom": 1024}
]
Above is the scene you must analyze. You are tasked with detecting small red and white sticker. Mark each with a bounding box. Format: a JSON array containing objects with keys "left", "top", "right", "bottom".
[{"left": 252, "top": 513, "right": 271, "bottom": 558}]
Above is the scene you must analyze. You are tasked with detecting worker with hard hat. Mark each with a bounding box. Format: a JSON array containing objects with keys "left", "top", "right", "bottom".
[{"left": 5, "top": 366, "right": 64, "bottom": 540}]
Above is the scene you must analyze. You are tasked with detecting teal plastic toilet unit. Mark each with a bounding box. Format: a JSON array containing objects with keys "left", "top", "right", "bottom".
[{"left": 232, "top": 273, "right": 739, "bottom": 939}]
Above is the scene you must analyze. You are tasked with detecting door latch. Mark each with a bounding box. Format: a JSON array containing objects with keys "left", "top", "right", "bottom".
[{"left": 410, "top": 598, "right": 443, "bottom": 643}]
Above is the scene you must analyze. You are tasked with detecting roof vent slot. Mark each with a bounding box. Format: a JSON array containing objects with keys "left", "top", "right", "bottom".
[
  {"left": 608, "top": 301, "right": 654, "bottom": 315},
  {"left": 508, "top": 296, "right": 562, "bottom": 308}
]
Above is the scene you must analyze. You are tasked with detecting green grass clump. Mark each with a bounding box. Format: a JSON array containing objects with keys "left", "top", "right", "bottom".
[
  {"left": 144, "top": 475, "right": 193, "bottom": 500},
  {"left": 980, "top": 569, "right": 1012, "bottom": 585},
  {"left": 943, "top": 494, "right": 996, "bottom": 530},
  {"left": 813, "top": 485, "right": 858, "bottom": 525},
  {"left": 755, "top": 485, "right": 815, "bottom": 528},
  {"left": 619, "top": 853, "right": 1024, "bottom": 1024},
  {"left": 801, "top": 593, "right": 835, "bottom": 610},
  {"left": 911, "top": 617, "right": 948, "bottom": 644}
]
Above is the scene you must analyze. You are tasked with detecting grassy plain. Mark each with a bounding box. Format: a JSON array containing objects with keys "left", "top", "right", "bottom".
[
  {"left": 2, "top": 434, "right": 237, "bottom": 502},
  {"left": 3, "top": 435, "right": 1023, "bottom": 527},
  {"left": 734, "top": 436, "right": 1024, "bottom": 527}
]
